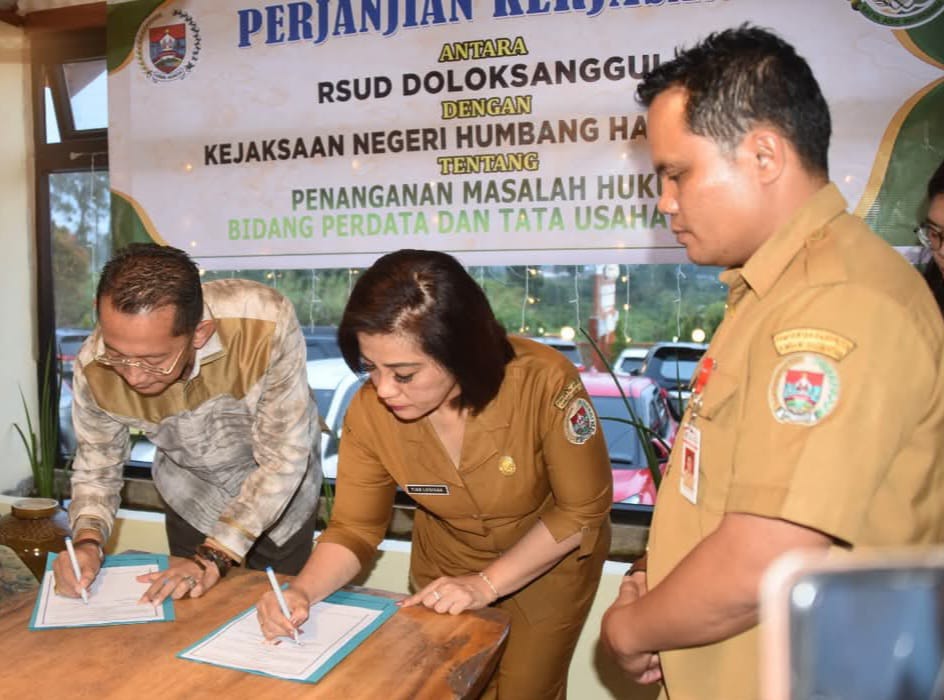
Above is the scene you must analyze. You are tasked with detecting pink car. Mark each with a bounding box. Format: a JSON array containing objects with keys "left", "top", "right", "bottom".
[{"left": 579, "top": 370, "right": 678, "bottom": 506}]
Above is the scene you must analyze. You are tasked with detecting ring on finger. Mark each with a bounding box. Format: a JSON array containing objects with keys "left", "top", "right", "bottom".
[
  {"left": 182, "top": 575, "right": 197, "bottom": 589},
  {"left": 432, "top": 590, "right": 442, "bottom": 601}
]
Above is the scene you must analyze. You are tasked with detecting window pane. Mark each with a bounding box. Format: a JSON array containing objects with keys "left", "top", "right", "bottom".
[
  {"left": 56, "top": 251, "right": 726, "bottom": 506},
  {"left": 198, "top": 263, "right": 724, "bottom": 514},
  {"left": 50, "top": 171, "right": 111, "bottom": 457},
  {"left": 62, "top": 59, "right": 108, "bottom": 131},
  {"left": 44, "top": 87, "right": 60, "bottom": 144}
]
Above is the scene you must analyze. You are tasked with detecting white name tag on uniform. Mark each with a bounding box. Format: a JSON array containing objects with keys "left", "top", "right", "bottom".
[
  {"left": 405, "top": 484, "right": 450, "bottom": 496},
  {"left": 679, "top": 424, "right": 700, "bottom": 505}
]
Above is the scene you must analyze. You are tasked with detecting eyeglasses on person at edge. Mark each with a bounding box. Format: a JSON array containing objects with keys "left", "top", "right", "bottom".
[
  {"left": 94, "top": 344, "right": 187, "bottom": 376},
  {"left": 916, "top": 220, "right": 944, "bottom": 251}
]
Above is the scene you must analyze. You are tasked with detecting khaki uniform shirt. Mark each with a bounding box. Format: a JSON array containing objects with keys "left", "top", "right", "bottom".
[
  {"left": 648, "top": 185, "right": 944, "bottom": 700},
  {"left": 320, "top": 336, "right": 612, "bottom": 623},
  {"left": 69, "top": 279, "right": 322, "bottom": 560}
]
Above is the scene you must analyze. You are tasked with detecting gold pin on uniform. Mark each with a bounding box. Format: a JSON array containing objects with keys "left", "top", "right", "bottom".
[{"left": 498, "top": 455, "right": 516, "bottom": 476}]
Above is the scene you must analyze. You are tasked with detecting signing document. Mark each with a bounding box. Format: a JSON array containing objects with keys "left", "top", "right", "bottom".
[
  {"left": 30, "top": 553, "right": 174, "bottom": 629},
  {"left": 179, "top": 590, "right": 397, "bottom": 683}
]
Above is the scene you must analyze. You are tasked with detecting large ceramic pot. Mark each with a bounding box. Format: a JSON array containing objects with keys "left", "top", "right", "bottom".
[{"left": 0, "top": 498, "right": 71, "bottom": 581}]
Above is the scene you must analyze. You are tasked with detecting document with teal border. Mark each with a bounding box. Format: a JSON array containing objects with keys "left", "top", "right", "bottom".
[
  {"left": 178, "top": 590, "right": 398, "bottom": 683},
  {"left": 30, "top": 553, "right": 174, "bottom": 629}
]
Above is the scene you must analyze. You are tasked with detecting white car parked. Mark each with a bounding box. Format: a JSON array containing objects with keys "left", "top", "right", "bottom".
[
  {"left": 614, "top": 346, "right": 649, "bottom": 375},
  {"left": 307, "top": 357, "right": 367, "bottom": 479}
]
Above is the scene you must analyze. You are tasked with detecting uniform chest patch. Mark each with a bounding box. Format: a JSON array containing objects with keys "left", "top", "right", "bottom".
[
  {"left": 564, "top": 397, "right": 597, "bottom": 444},
  {"left": 768, "top": 352, "right": 840, "bottom": 426}
]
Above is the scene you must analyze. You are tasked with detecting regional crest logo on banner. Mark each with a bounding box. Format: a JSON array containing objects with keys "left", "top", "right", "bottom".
[
  {"left": 135, "top": 8, "right": 201, "bottom": 83},
  {"left": 849, "top": 0, "right": 944, "bottom": 29}
]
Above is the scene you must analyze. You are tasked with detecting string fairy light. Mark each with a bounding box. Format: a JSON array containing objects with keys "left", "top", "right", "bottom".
[
  {"left": 308, "top": 269, "right": 320, "bottom": 327},
  {"left": 520, "top": 266, "right": 530, "bottom": 333},
  {"left": 674, "top": 264, "right": 686, "bottom": 341},
  {"left": 622, "top": 266, "right": 632, "bottom": 342},
  {"left": 571, "top": 265, "right": 582, "bottom": 332},
  {"left": 348, "top": 268, "right": 358, "bottom": 296}
]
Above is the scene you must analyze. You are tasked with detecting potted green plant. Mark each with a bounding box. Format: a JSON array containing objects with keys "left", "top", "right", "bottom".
[
  {"left": 581, "top": 329, "right": 666, "bottom": 491},
  {"left": 13, "top": 347, "right": 62, "bottom": 500},
  {"left": 0, "top": 346, "right": 71, "bottom": 580}
]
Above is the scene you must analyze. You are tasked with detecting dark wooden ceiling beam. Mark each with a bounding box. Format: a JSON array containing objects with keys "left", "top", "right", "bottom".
[
  {"left": 0, "top": 9, "right": 24, "bottom": 27},
  {"left": 26, "top": 3, "right": 105, "bottom": 31},
  {"left": 1, "top": 2, "right": 105, "bottom": 31}
]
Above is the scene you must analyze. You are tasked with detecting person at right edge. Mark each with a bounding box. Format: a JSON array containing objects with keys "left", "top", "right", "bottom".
[
  {"left": 916, "top": 158, "right": 944, "bottom": 316},
  {"left": 600, "top": 24, "right": 944, "bottom": 700}
]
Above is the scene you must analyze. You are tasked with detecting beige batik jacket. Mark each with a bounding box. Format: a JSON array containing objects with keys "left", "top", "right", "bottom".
[{"left": 69, "top": 279, "right": 321, "bottom": 560}]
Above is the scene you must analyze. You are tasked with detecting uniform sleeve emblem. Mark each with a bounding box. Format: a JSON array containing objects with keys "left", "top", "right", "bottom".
[
  {"left": 768, "top": 352, "right": 840, "bottom": 426},
  {"left": 564, "top": 397, "right": 598, "bottom": 444},
  {"left": 772, "top": 328, "right": 855, "bottom": 360},
  {"left": 554, "top": 379, "right": 582, "bottom": 410}
]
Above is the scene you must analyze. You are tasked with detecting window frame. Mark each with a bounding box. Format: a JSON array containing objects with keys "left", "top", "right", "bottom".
[{"left": 32, "top": 26, "right": 108, "bottom": 474}]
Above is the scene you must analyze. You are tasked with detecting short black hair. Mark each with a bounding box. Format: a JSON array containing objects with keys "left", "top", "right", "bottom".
[
  {"left": 637, "top": 24, "right": 831, "bottom": 177},
  {"left": 96, "top": 243, "right": 203, "bottom": 336},
  {"left": 338, "top": 249, "right": 514, "bottom": 413},
  {"left": 929, "top": 158, "right": 944, "bottom": 200}
]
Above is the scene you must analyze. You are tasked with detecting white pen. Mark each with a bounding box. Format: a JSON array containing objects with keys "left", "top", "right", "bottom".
[
  {"left": 63, "top": 537, "right": 89, "bottom": 605},
  {"left": 265, "top": 566, "right": 301, "bottom": 645}
]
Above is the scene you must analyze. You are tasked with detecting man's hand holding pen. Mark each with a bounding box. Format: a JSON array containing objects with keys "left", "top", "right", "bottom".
[{"left": 52, "top": 536, "right": 103, "bottom": 600}]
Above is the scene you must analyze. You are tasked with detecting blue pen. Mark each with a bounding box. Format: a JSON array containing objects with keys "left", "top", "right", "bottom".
[{"left": 265, "top": 566, "right": 301, "bottom": 645}]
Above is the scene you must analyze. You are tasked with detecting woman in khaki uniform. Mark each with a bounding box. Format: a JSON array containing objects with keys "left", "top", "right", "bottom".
[{"left": 257, "top": 249, "right": 613, "bottom": 699}]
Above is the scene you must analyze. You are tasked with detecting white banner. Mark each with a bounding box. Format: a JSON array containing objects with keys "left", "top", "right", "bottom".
[{"left": 107, "top": 0, "right": 944, "bottom": 270}]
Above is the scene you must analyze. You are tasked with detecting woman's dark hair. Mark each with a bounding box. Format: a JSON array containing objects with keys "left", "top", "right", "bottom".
[
  {"left": 637, "top": 24, "right": 831, "bottom": 178},
  {"left": 96, "top": 243, "right": 203, "bottom": 336},
  {"left": 338, "top": 249, "right": 514, "bottom": 413}
]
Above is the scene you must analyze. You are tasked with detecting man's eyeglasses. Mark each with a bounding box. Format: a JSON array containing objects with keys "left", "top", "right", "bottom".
[
  {"left": 94, "top": 344, "right": 187, "bottom": 376},
  {"left": 916, "top": 220, "right": 944, "bottom": 251}
]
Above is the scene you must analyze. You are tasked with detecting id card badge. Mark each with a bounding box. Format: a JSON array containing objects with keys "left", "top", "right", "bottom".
[{"left": 679, "top": 423, "right": 701, "bottom": 504}]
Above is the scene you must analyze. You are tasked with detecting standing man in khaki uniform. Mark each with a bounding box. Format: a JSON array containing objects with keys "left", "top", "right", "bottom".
[
  {"left": 256, "top": 249, "right": 613, "bottom": 699},
  {"left": 601, "top": 25, "right": 944, "bottom": 699}
]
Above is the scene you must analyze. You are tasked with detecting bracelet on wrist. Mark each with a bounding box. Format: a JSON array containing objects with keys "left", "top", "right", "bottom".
[
  {"left": 195, "top": 544, "right": 235, "bottom": 578},
  {"left": 71, "top": 537, "right": 104, "bottom": 562},
  {"left": 478, "top": 571, "right": 499, "bottom": 599}
]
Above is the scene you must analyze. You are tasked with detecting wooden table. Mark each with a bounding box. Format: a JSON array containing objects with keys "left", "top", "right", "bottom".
[{"left": 0, "top": 567, "right": 510, "bottom": 699}]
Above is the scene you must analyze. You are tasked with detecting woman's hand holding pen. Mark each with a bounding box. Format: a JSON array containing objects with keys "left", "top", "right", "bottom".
[
  {"left": 401, "top": 573, "right": 498, "bottom": 615},
  {"left": 257, "top": 585, "right": 311, "bottom": 641}
]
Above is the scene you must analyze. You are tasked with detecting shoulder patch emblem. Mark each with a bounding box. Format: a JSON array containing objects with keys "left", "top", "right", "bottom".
[
  {"left": 564, "top": 397, "right": 597, "bottom": 445},
  {"left": 772, "top": 328, "right": 855, "bottom": 361},
  {"left": 553, "top": 379, "right": 582, "bottom": 410},
  {"left": 768, "top": 352, "right": 840, "bottom": 426}
]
